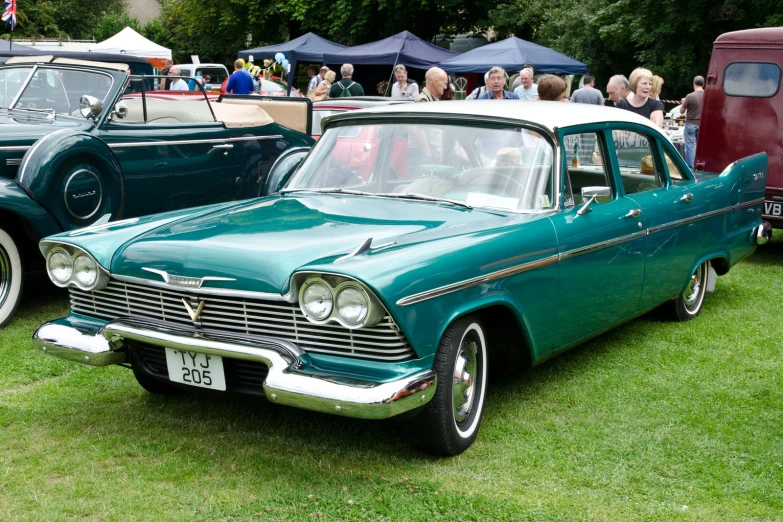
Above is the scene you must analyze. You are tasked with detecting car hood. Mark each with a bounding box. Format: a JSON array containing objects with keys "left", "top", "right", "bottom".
[
  {"left": 0, "top": 111, "right": 91, "bottom": 143},
  {"left": 109, "top": 194, "right": 547, "bottom": 294}
]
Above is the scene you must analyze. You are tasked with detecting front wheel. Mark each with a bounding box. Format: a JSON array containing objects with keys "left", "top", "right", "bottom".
[
  {"left": 407, "top": 314, "right": 488, "bottom": 456},
  {"left": 670, "top": 260, "right": 710, "bottom": 321},
  {"left": 0, "top": 227, "right": 23, "bottom": 328}
]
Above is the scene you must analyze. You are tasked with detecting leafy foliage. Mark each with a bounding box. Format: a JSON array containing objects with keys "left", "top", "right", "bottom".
[
  {"left": 0, "top": 0, "right": 127, "bottom": 39},
  {"left": 94, "top": 13, "right": 142, "bottom": 42},
  {"left": 488, "top": 0, "right": 783, "bottom": 97}
]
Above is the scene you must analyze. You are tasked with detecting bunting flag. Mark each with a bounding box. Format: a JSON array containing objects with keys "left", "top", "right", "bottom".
[{"left": 2, "top": 0, "right": 16, "bottom": 30}]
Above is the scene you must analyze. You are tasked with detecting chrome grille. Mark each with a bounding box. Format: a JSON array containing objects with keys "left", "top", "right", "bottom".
[{"left": 69, "top": 280, "right": 415, "bottom": 361}]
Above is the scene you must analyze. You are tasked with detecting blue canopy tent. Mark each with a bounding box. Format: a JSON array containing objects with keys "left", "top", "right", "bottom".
[
  {"left": 322, "top": 31, "right": 459, "bottom": 68},
  {"left": 439, "top": 37, "right": 587, "bottom": 75},
  {"left": 238, "top": 32, "right": 347, "bottom": 94},
  {"left": 322, "top": 31, "right": 459, "bottom": 96}
]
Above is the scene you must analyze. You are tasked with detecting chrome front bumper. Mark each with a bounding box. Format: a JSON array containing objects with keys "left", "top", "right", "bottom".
[{"left": 33, "top": 319, "right": 436, "bottom": 420}]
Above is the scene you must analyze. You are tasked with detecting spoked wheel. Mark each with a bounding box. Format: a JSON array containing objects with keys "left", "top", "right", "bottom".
[
  {"left": 671, "top": 260, "right": 710, "bottom": 321},
  {"left": 0, "top": 227, "right": 23, "bottom": 328},
  {"left": 407, "top": 314, "right": 488, "bottom": 456}
]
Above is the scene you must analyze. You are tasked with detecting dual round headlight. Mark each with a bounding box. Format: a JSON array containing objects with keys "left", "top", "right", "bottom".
[
  {"left": 299, "top": 276, "right": 380, "bottom": 329},
  {"left": 45, "top": 245, "right": 105, "bottom": 291}
]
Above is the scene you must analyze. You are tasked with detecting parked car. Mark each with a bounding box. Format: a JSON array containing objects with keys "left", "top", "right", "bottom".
[
  {"left": 0, "top": 59, "right": 314, "bottom": 326},
  {"left": 33, "top": 102, "right": 767, "bottom": 456},
  {"left": 312, "top": 97, "right": 411, "bottom": 139},
  {"left": 695, "top": 27, "right": 783, "bottom": 229},
  {"left": 174, "top": 63, "right": 229, "bottom": 91}
]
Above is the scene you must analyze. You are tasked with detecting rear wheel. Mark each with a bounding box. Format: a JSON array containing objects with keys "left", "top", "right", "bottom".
[
  {"left": 407, "top": 314, "right": 488, "bottom": 456},
  {"left": 0, "top": 227, "right": 23, "bottom": 328},
  {"left": 671, "top": 260, "right": 710, "bottom": 321}
]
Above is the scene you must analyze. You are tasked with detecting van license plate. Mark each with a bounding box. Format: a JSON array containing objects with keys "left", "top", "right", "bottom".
[
  {"left": 764, "top": 201, "right": 782, "bottom": 217},
  {"left": 165, "top": 348, "right": 226, "bottom": 391}
]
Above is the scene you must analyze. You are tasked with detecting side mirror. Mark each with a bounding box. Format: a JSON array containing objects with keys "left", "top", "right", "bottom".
[
  {"left": 577, "top": 186, "right": 611, "bottom": 215},
  {"left": 79, "top": 95, "right": 103, "bottom": 120},
  {"left": 111, "top": 101, "right": 128, "bottom": 120}
]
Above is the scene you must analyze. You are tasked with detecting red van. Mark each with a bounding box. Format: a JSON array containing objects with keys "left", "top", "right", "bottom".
[{"left": 696, "top": 27, "right": 783, "bottom": 228}]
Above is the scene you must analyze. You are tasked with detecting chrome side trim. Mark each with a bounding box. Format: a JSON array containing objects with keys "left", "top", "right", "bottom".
[
  {"left": 648, "top": 197, "right": 764, "bottom": 235},
  {"left": 396, "top": 254, "right": 559, "bottom": 307},
  {"left": 229, "top": 135, "right": 284, "bottom": 142},
  {"left": 559, "top": 230, "right": 647, "bottom": 260},
  {"left": 107, "top": 135, "right": 285, "bottom": 149},
  {"left": 397, "top": 198, "right": 764, "bottom": 307},
  {"left": 34, "top": 318, "right": 437, "bottom": 420},
  {"left": 5, "top": 158, "right": 22, "bottom": 166},
  {"left": 0, "top": 145, "right": 31, "bottom": 152},
  {"left": 112, "top": 273, "right": 287, "bottom": 301},
  {"left": 108, "top": 138, "right": 231, "bottom": 148}
]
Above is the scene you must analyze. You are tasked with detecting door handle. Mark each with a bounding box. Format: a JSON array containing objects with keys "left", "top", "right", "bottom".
[
  {"left": 680, "top": 193, "right": 694, "bottom": 203},
  {"left": 212, "top": 143, "right": 233, "bottom": 149},
  {"left": 624, "top": 208, "right": 641, "bottom": 219}
]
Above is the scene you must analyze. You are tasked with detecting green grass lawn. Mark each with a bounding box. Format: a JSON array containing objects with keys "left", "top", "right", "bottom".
[{"left": 1, "top": 239, "right": 782, "bottom": 521}]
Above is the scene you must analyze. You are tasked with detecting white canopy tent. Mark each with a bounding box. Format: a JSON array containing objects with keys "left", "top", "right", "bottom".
[{"left": 91, "top": 27, "right": 171, "bottom": 64}]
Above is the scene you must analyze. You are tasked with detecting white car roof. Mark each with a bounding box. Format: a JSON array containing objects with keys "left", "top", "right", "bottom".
[
  {"left": 175, "top": 63, "right": 227, "bottom": 69},
  {"left": 327, "top": 100, "right": 663, "bottom": 135}
]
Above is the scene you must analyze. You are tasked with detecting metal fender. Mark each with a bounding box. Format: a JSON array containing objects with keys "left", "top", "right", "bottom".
[
  {"left": 262, "top": 146, "right": 311, "bottom": 195},
  {"left": 16, "top": 129, "right": 124, "bottom": 231}
]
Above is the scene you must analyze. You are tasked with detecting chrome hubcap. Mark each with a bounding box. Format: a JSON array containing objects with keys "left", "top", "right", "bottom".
[
  {"left": 452, "top": 337, "right": 478, "bottom": 426},
  {"left": 683, "top": 264, "right": 703, "bottom": 309},
  {"left": 0, "top": 243, "right": 10, "bottom": 309}
]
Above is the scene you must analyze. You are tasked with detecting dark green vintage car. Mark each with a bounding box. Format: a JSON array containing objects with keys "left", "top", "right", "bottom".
[
  {"left": 33, "top": 102, "right": 768, "bottom": 455},
  {"left": 0, "top": 57, "right": 314, "bottom": 326}
]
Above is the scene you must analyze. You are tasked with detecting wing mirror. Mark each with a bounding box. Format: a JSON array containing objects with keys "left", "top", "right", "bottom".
[
  {"left": 79, "top": 95, "right": 103, "bottom": 121},
  {"left": 111, "top": 101, "right": 128, "bottom": 120},
  {"left": 577, "top": 186, "right": 611, "bottom": 215}
]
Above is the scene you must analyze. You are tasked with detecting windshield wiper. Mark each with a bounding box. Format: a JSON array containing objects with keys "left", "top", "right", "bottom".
[
  {"left": 280, "top": 187, "right": 375, "bottom": 196},
  {"left": 375, "top": 192, "right": 472, "bottom": 209},
  {"left": 8, "top": 106, "right": 55, "bottom": 120}
]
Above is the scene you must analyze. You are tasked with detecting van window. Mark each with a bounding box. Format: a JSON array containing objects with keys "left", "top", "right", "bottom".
[{"left": 723, "top": 62, "right": 781, "bottom": 98}]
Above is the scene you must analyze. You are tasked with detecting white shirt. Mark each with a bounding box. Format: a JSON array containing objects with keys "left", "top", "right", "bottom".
[
  {"left": 170, "top": 79, "right": 189, "bottom": 91},
  {"left": 392, "top": 81, "right": 419, "bottom": 99}
]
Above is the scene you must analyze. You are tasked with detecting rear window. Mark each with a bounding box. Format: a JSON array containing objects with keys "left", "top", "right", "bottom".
[{"left": 723, "top": 62, "right": 781, "bottom": 97}]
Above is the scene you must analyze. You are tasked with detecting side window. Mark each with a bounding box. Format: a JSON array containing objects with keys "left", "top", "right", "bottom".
[
  {"left": 612, "top": 130, "right": 664, "bottom": 194},
  {"left": 118, "top": 80, "right": 215, "bottom": 125},
  {"left": 563, "top": 132, "right": 612, "bottom": 206},
  {"left": 664, "top": 150, "right": 689, "bottom": 184},
  {"left": 723, "top": 62, "right": 781, "bottom": 98}
]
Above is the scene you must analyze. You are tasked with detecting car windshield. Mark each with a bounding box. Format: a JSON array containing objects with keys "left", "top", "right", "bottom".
[
  {"left": 287, "top": 122, "right": 556, "bottom": 212},
  {"left": 7, "top": 66, "right": 113, "bottom": 115}
]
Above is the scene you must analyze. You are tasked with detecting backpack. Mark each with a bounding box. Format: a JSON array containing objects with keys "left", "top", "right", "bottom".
[{"left": 337, "top": 81, "right": 357, "bottom": 98}]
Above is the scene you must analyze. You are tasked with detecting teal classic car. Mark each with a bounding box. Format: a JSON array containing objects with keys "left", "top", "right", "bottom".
[
  {"left": 33, "top": 102, "right": 768, "bottom": 455},
  {"left": 0, "top": 57, "right": 313, "bottom": 326}
]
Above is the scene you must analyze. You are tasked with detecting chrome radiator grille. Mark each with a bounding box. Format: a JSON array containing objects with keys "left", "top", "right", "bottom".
[{"left": 69, "top": 280, "right": 415, "bottom": 361}]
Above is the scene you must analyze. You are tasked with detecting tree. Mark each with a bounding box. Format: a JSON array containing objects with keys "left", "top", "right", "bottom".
[
  {"left": 0, "top": 0, "right": 127, "bottom": 39},
  {"left": 94, "top": 13, "right": 142, "bottom": 42},
  {"left": 488, "top": 0, "right": 783, "bottom": 98}
]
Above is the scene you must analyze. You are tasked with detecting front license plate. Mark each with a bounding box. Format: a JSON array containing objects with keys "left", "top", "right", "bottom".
[
  {"left": 165, "top": 348, "right": 226, "bottom": 391},
  {"left": 764, "top": 201, "right": 783, "bottom": 217}
]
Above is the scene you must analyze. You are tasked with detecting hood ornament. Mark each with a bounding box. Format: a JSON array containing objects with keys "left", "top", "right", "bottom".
[
  {"left": 142, "top": 267, "right": 236, "bottom": 289},
  {"left": 182, "top": 298, "right": 205, "bottom": 323}
]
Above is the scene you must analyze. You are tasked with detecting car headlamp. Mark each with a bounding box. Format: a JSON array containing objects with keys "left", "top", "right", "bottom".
[
  {"left": 336, "top": 285, "right": 369, "bottom": 326},
  {"left": 73, "top": 254, "right": 98, "bottom": 287},
  {"left": 47, "top": 249, "right": 73, "bottom": 284},
  {"left": 42, "top": 242, "right": 109, "bottom": 291},
  {"left": 301, "top": 280, "right": 333, "bottom": 321},
  {"left": 297, "top": 274, "right": 386, "bottom": 329}
]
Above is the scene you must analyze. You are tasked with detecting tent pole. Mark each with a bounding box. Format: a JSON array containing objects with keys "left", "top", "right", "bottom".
[
  {"left": 387, "top": 47, "right": 403, "bottom": 97},
  {"left": 287, "top": 59, "right": 296, "bottom": 96}
]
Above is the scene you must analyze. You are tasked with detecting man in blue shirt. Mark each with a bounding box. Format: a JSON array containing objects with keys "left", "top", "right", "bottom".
[
  {"left": 226, "top": 59, "right": 255, "bottom": 95},
  {"left": 479, "top": 66, "right": 519, "bottom": 100}
]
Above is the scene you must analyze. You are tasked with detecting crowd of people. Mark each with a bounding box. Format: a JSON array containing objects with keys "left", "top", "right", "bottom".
[
  {"left": 157, "top": 56, "right": 704, "bottom": 168},
  {"left": 304, "top": 62, "right": 703, "bottom": 166}
]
